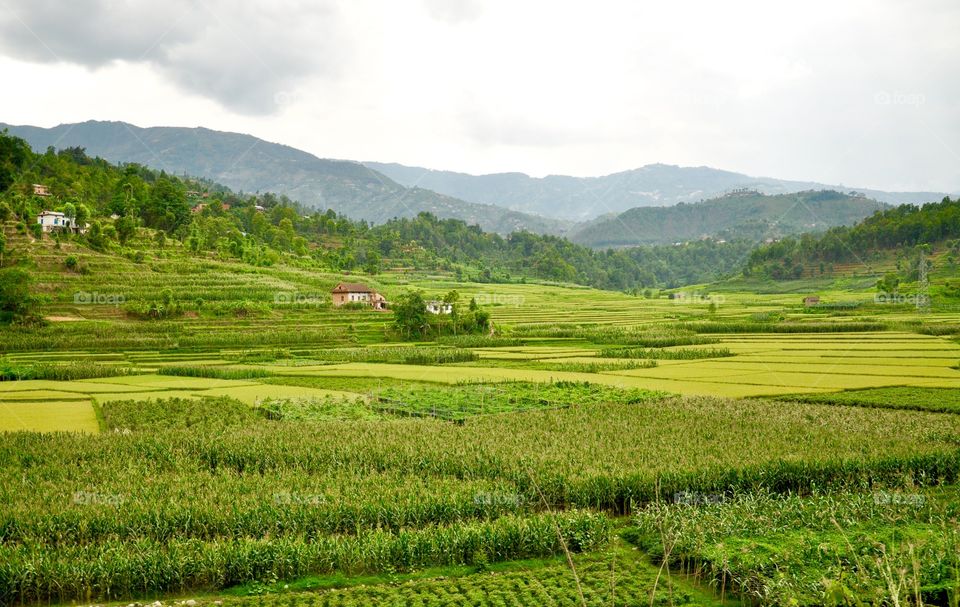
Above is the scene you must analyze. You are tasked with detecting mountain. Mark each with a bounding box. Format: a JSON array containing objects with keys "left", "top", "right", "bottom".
[
  {"left": 365, "top": 161, "right": 947, "bottom": 222},
  {"left": 568, "top": 190, "right": 889, "bottom": 247},
  {"left": 0, "top": 121, "right": 567, "bottom": 235}
]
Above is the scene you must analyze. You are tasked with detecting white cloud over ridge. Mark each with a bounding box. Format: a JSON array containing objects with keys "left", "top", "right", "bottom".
[{"left": 0, "top": 0, "right": 957, "bottom": 192}]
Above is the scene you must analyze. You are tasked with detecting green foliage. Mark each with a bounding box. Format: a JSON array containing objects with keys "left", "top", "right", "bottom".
[
  {"left": 258, "top": 396, "right": 382, "bottom": 421},
  {"left": 598, "top": 346, "right": 733, "bottom": 360},
  {"left": 114, "top": 214, "right": 137, "bottom": 245},
  {"left": 777, "top": 386, "right": 960, "bottom": 414},
  {"left": 633, "top": 488, "right": 960, "bottom": 606},
  {"left": 437, "top": 335, "right": 524, "bottom": 347},
  {"left": 0, "top": 359, "right": 141, "bottom": 381},
  {"left": 573, "top": 190, "right": 884, "bottom": 247},
  {"left": 877, "top": 271, "right": 901, "bottom": 293},
  {"left": 314, "top": 346, "right": 477, "bottom": 365},
  {"left": 747, "top": 196, "right": 960, "bottom": 277},
  {"left": 375, "top": 382, "right": 670, "bottom": 420},
  {"left": 0, "top": 266, "right": 37, "bottom": 322},
  {"left": 392, "top": 290, "right": 428, "bottom": 337},
  {"left": 158, "top": 365, "right": 272, "bottom": 380},
  {"left": 143, "top": 176, "right": 191, "bottom": 232},
  {"left": 0, "top": 129, "right": 29, "bottom": 192},
  {"left": 514, "top": 325, "right": 720, "bottom": 347},
  {"left": 101, "top": 396, "right": 258, "bottom": 431},
  {"left": 681, "top": 320, "right": 888, "bottom": 333}
]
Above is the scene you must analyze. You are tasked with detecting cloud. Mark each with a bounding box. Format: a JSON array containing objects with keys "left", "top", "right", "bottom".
[
  {"left": 0, "top": 0, "right": 345, "bottom": 115},
  {"left": 422, "top": 0, "right": 483, "bottom": 24}
]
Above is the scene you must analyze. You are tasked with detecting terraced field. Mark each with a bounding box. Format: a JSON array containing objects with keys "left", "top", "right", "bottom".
[{"left": 5, "top": 244, "right": 960, "bottom": 607}]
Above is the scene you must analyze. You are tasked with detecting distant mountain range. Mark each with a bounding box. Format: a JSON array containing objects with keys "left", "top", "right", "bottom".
[
  {"left": 2, "top": 120, "right": 949, "bottom": 245},
  {"left": 568, "top": 190, "right": 889, "bottom": 247},
  {"left": 0, "top": 121, "right": 567, "bottom": 235},
  {"left": 366, "top": 161, "right": 946, "bottom": 221}
]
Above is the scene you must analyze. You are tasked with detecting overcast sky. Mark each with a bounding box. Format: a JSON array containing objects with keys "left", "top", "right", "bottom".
[{"left": 1, "top": 0, "right": 958, "bottom": 192}]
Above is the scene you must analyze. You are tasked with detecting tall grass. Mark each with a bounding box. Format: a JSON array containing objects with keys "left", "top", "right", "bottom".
[
  {"left": 0, "top": 359, "right": 142, "bottom": 381},
  {"left": 317, "top": 346, "right": 478, "bottom": 365},
  {"left": 597, "top": 347, "right": 733, "bottom": 360},
  {"left": 681, "top": 321, "right": 888, "bottom": 333},
  {"left": 512, "top": 325, "right": 719, "bottom": 346},
  {"left": 158, "top": 365, "right": 272, "bottom": 380},
  {"left": 0, "top": 511, "right": 610, "bottom": 605},
  {"left": 437, "top": 335, "right": 525, "bottom": 348}
]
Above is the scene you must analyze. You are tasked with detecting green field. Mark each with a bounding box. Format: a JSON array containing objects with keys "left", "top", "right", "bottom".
[{"left": 3, "top": 230, "right": 960, "bottom": 607}]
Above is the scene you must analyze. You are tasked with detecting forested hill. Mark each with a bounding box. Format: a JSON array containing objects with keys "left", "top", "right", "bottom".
[
  {"left": 367, "top": 161, "right": 946, "bottom": 222},
  {"left": 569, "top": 190, "right": 888, "bottom": 247},
  {"left": 0, "top": 130, "right": 751, "bottom": 290},
  {"left": 0, "top": 121, "right": 566, "bottom": 235},
  {"left": 745, "top": 196, "right": 960, "bottom": 279}
]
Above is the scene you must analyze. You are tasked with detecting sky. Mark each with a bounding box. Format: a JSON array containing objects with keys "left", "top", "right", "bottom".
[{"left": 0, "top": 0, "right": 958, "bottom": 192}]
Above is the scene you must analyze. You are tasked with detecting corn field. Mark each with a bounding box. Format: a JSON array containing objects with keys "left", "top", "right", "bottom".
[{"left": 1, "top": 395, "right": 958, "bottom": 603}]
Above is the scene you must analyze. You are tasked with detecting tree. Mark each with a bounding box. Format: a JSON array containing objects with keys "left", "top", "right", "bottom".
[
  {"left": 74, "top": 204, "right": 90, "bottom": 226},
  {"left": 0, "top": 131, "right": 30, "bottom": 193},
  {"left": 392, "top": 290, "right": 428, "bottom": 339},
  {"left": 115, "top": 215, "right": 137, "bottom": 246},
  {"left": 443, "top": 290, "right": 461, "bottom": 334},
  {"left": 143, "top": 177, "right": 190, "bottom": 232},
  {"left": 0, "top": 266, "right": 36, "bottom": 322},
  {"left": 876, "top": 272, "right": 900, "bottom": 294},
  {"left": 364, "top": 248, "right": 381, "bottom": 274}
]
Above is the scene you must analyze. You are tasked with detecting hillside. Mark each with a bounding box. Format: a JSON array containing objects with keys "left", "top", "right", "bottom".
[
  {"left": 0, "top": 130, "right": 750, "bottom": 292},
  {"left": 0, "top": 121, "right": 567, "bottom": 235},
  {"left": 569, "top": 190, "right": 888, "bottom": 247},
  {"left": 745, "top": 195, "right": 960, "bottom": 280},
  {"left": 366, "top": 161, "right": 946, "bottom": 221}
]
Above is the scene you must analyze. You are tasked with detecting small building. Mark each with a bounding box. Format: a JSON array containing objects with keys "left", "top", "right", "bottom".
[
  {"left": 803, "top": 296, "right": 821, "bottom": 307},
  {"left": 426, "top": 300, "right": 453, "bottom": 314},
  {"left": 37, "top": 211, "right": 73, "bottom": 232},
  {"left": 32, "top": 184, "right": 51, "bottom": 197},
  {"left": 331, "top": 283, "right": 387, "bottom": 310},
  {"left": 254, "top": 205, "right": 266, "bottom": 212}
]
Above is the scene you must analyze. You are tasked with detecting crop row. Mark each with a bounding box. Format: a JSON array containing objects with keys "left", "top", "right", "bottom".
[
  {"left": 0, "top": 511, "right": 609, "bottom": 605},
  {"left": 632, "top": 488, "right": 960, "bottom": 606}
]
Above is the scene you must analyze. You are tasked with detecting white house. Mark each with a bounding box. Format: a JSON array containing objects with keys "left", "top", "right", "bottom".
[
  {"left": 426, "top": 300, "right": 453, "bottom": 314},
  {"left": 37, "top": 211, "right": 71, "bottom": 232},
  {"left": 37, "top": 211, "right": 86, "bottom": 234}
]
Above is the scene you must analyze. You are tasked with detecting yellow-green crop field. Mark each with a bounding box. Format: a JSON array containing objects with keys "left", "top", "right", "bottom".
[
  {"left": 4, "top": 272, "right": 960, "bottom": 433},
  {"left": 5, "top": 250, "right": 960, "bottom": 607}
]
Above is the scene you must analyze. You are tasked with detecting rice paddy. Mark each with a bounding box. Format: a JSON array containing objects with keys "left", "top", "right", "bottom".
[{"left": 4, "top": 265, "right": 960, "bottom": 606}]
